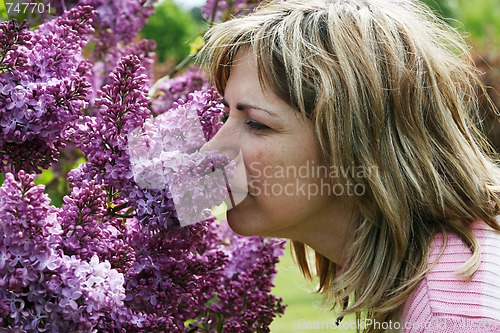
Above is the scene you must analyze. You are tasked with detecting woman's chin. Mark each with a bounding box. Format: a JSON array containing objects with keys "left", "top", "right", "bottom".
[{"left": 226, "top": 208, "right": 260, "bottom": 237}]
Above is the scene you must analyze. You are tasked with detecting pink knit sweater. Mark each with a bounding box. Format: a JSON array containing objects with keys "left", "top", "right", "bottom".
[{"left": 401, "top": 221, "right": 500, "bottom": 333}]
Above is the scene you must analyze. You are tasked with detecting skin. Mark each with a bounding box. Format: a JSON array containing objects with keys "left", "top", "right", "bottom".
[{"left": 206, "top": 49, "right": 357, "bottom": 265}]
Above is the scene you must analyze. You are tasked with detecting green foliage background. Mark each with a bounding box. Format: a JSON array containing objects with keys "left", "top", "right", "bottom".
[
  {"left": 140, "top": 0, "right": 201, "bottom": 62},
  {"left": 421, "top": 0, "right": 500, "bottom": 45}
]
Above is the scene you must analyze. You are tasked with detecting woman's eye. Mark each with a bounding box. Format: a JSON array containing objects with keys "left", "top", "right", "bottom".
[
  {"left": 245, "top": 119, "right": 269, "bottom": 131},
  {"left": 219, "top": 110, "right": 269, "bottom": 132}
]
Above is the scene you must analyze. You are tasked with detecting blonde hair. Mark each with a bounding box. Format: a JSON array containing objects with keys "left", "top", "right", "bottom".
[{"left": 199, "top": 0, "right": 500, "bottom": 331}]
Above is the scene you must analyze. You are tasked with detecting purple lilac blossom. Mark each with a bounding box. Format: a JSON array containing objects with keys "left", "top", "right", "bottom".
[
  {"left": 9, "top": 0, "right": 156, "bottom": 51},
  {"left": 67, "top": 54, "right": 154, "bottom": 273},
  {"left": 0, "top": 171, "right": 125, "bottom": 331},
  {"left": 189, "top": 86, "right": 225, "bottom": 142},
  {"left": 59, "top": 179, "right": 137, "bottom": 273},
  {"left": 95, "top": 220, "right": 229, "bottom": 332},
  {"left": 202, "top": 0, "right": 263, "bottom": 23},
  {"left": 89, "top": 39, "right": 157, "bottom": 107},
  {"left": 150, "top": 65, "right": 212, "bottom": 116},
  {"left": 0, "top": 6, "right": 94, "bottom": 174},
  {"left": 79, "top": 0, "right": 157, "bottom": 50},
  {"left": 71, "top": 54, "right": 151, "bottom": 191},
  {"left": 7, "top": 0, "right": 158, "bottom": 110},
  {"left": 128, "top": 88, "right": 227, "bottom": 230},
  {"left": 69, "top": 50, "right": 180, "bottom": 232},
  {"left": 191, "top": 223, "right": 286, "bottom": 332}
]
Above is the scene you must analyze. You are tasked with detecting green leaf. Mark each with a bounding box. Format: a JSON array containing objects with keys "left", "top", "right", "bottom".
[
  {"left": 190, "top": 35, "right": 205, "bottom": 55},
  {"left": 35, "top": 168, "right": 56, "bottom": 186},
  {"left": 0, "top": 0, "right": 8, "bottom": 21}
]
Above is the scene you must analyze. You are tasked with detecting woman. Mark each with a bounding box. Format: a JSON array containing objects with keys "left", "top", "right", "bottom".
[{"left": 198, "top": 0, "right": 500, "bottom": 332}]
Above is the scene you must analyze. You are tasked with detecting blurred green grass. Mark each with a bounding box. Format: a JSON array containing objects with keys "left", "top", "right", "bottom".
[{"left": 270, "top": 242, "right": 356, "bottom": 333}]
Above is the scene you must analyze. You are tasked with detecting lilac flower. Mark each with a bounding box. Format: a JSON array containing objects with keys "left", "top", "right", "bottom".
[
  {"left": 189, "top": 87, "right": 226, "bottom": 142},
  {"left": 0, "top": 20, "right": 31, "bottom": 72},
  {"left": 0, "top": 7, "right": 94, "bottom": 174},
  {"left": 192, "top": 222, "right": 286, "bottom": 332},
  {"left": 150, "top": 66, "right": 213, "bottom": 116},
  {"left": 89, "top": 39, "right": 157, "bottom": 106},
  {"left": 0, "top": 171, "right": 125, "bottom": 331},
  {"left": 56, "top": 0, "right": 156, "bottom": 51},
  {"left": 58, "top": 179, "right": 136, "bottom": 273},
  {"left": 202, "top": 0, "right": 263, "bottom": 23},
  {"left": 129, "top": 146, "right": 233, "bottom": 227},
  {"left": 80, "top": 0, "right": 157, "bottom": 50},
  {"left": 8, "top": 0, "right": 156, "bottom": 52},
  {"left": 71, "top": 53, "right": 151, "bottom": 191},
  {"left": 96, "top": 220, "right": 229, "bottom": 332},
  {"left": 6, "top": 0, "right": 158, "bottom": 112}
]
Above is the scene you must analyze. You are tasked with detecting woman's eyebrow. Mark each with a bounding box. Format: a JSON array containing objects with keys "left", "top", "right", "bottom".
[{"left": 222, "top": 98, "right": 279, "bottom": 118}]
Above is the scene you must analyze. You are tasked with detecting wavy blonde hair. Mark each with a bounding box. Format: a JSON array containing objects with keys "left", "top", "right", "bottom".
[{"left": 199, "top": 0, "right": 500, "bottom": 331}]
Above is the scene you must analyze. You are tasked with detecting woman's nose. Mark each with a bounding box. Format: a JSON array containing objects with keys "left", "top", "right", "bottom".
[
  {"left": 200, "top": 130, "right": 248, "bottom": 209},
  {"left": 200, "top": 140, "right": 239, "bottom": 161},
  {"left": 200, "top": 117, "right": 241, "bottom": 158}
]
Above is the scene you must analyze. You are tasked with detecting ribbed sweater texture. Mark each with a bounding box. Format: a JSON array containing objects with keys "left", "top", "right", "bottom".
[{"left": 401, "top": 221, "right": 500, "bottom": 332}]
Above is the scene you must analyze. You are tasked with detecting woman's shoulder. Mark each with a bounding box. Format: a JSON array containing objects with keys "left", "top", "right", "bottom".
[
  {"left": 427, "top": 220, "right": 500, "bottom": 265},
  {"left": 401, "top": 220, "right": 500, "bottom": 332}
]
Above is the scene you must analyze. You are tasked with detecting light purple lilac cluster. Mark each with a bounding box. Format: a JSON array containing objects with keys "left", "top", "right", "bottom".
[
  {"left": 202, "top": 0, "right": 263, "bottom": 22},
  {"left": 7, "top": 0, "right": 157, "bottom": 108},
  {"left": 0, "top": 6, "right": 94, "bottom": 174},
  {"left": 58, "top": 179, "right": 136, "bottom": 274},
  {"left": 71, "top": 54, "right": 151, "bottom": 191},
  {"left": 95, "top": 220, "right": 230, "bottom": 332},
  {"left": 130, "top": 87, "right": 227, "bottom": 230},
  {"left": 130, "top": 88, "right": 230, "bottom": 227},
  {"left": 63, "top": 53, "right": 150, "bottom": 278},
  {"left": 0, "top": 171, "right": 125, "bottom": 331}
]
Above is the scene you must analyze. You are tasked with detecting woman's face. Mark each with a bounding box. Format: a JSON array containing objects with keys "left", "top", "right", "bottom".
[{"left": 208, "top": 49, "right": 343, "bottom": 240}]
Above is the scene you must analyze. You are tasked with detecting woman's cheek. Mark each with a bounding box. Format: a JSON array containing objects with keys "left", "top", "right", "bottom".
[{"left": 248, "top": 161, "right": 263, "bottom": 179}]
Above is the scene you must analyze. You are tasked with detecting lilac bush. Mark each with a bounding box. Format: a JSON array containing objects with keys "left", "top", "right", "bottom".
[{"left": 0, "top": 1, "right": 286, "bottom": 332}]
